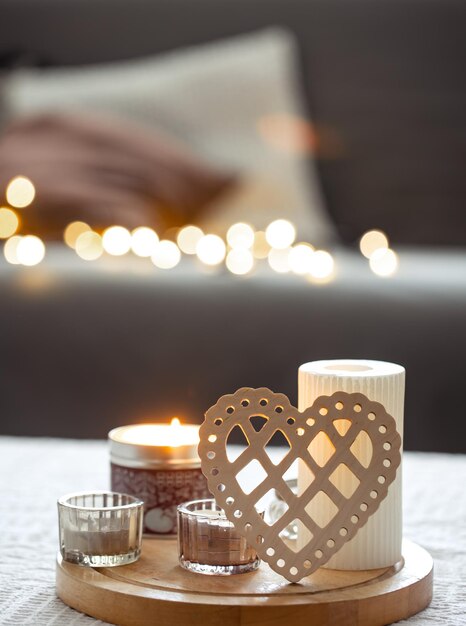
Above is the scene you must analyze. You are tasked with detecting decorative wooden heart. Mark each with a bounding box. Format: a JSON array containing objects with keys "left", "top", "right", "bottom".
[{"left": 198, "top": 387, "right": 401, "bottom": 583}]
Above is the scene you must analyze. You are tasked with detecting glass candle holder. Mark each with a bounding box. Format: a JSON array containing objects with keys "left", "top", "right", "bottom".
[
  {"left": 177, "top": 499, "right": 261, "bottom": 575},
  {"left": 267, "top": 479, "right": 299, "bottom": 542},
  {"left": 58, "top": 492, "right": 143, "bottom": 567}
]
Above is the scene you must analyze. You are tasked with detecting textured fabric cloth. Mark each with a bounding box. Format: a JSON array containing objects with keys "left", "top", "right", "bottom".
[{"left": 0, "top": 436, "right": 464, "bottom": 625}]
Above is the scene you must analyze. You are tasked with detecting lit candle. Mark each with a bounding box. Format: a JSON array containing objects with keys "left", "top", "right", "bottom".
[
  {"left": 58, "top": 492, "right": 143, "bottom": 567},
  {"left": 109, "top": 419, "right": 211, "bottom": 536},
  {"left": 177, "top": 499, "right": 260, "bottom": 575}
]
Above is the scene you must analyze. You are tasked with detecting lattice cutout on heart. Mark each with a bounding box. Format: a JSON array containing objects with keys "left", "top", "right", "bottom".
[{"left": 198, "top": 388, "right": 401, "bottom": 583}]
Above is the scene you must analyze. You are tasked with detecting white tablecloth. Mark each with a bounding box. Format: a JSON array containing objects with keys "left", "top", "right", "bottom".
[{"left": 0, "top": 437, "right": 465, "bottom": 625}]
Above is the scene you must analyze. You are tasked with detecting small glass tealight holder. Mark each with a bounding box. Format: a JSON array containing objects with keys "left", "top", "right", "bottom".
[
  {"left": 177, "top": 499, "right": 260, "bottom": 575},
  {"left": 58, "top": 492, "right": 143, "bottom": 567},
  {"left": 267, "top": 479, "right": 299, "bottom": 542}
]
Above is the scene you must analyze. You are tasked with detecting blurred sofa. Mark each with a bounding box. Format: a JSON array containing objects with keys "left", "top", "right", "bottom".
[{"left": 0, "top": 0, "right": 465, "bottom": 453}]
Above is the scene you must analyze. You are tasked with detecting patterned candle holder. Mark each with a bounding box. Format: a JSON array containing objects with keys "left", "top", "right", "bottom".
[{"left": 109, "top": 422, "right": 211, "bottom": 536}]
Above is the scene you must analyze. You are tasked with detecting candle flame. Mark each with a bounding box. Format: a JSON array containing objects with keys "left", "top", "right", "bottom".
[{"left": 116, "top": 420, "right": 199, "bottom": 447}]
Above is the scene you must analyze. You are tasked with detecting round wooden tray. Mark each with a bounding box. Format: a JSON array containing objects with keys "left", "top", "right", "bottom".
[{"left": 56, "top": 538, "right": 433, "bottom": 626}]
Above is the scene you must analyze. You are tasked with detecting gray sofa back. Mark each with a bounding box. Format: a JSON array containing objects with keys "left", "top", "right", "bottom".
[{"left": 1, "top": 247, "right": 466, "bottom": 453}]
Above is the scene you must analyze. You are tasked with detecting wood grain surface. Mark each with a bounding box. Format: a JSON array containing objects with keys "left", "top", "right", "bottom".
[{"left": 56, "top": 538, "right": 433, "bottom": 626}]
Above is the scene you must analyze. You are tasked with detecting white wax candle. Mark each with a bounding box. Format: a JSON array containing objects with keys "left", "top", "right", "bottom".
[
  {"left": 114, "top": 418, "right": 199, "bottom": 448},
  {"left": 298, "top": 359, "right": 405, "bottom": 569},
  {"left": 109, "top": 418, "right": 201, "bottom": 467}
]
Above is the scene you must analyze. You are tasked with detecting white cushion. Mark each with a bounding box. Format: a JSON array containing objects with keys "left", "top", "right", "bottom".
[{"left": 4, "top": 29, "right": 336, "bottom": 243}]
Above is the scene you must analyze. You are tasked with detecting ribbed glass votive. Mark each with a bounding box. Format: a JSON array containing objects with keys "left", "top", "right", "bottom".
[
  {"left": 177, "top": 499, "right": 260, "bottom": 575},
  {"left": 58, "top": 492, "right": 143, "bottom": 567}
]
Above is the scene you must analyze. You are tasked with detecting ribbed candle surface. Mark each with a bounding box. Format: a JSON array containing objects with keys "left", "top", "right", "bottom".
[{"left": 298, "top": 359, "right": 405, "bottom": 569}]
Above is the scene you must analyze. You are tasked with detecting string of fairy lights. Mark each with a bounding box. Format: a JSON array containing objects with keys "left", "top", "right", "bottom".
[{"left": 0, "top": 175, "right": 399, "bottom": 278}]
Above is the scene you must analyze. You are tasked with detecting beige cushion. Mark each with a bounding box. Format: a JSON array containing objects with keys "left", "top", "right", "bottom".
[{"left": 4, "top": 29, "right": 337, "bottom": 244}]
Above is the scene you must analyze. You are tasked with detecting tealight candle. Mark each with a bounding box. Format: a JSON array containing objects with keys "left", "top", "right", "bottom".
[
  {"left": 57, "top": 492, "right": 143, "bottom": 567},
  {"left": 109, "top": 419, "right": 211, "bottom": 536},
  {"left": 177, "top": 499, "right": 260, "bottom": 575}
]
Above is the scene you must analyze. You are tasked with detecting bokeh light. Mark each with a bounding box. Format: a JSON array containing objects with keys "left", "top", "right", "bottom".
[
  {"left": 3, "top": 235, "right": 23, "bottom": 264},
  {"left": 151, "top": 240, "right": 181, "bottom": 269},
  {"left": 257, "top": 114, "right": 316, "bottom": 156},
  {"left": 16, "top": 235, "right": 45, "bottom": 266},
  {"left": 102, "top": 226, "right": 132, "bottom": 256},
  {"left": 308, "top": 250, "right": 335, "bottom": 280},
  {"left": 252, "top": 231, "right": 270, "bottom": 259},
  {"left": 0, "top": 207, "right": 19, "bottom": 238},
  {"left": 369, "top": 248, "right": 398, "bottom": 277},
  {"left": 131, "top": 227, "right": 159, "bottom": 257},
  {"left": 6, "top": 176, "right": 36, "bottom": 208},
  {"left": 360, "top": 230, "right": 389, "bottom": 259},
  {"left": 265, "top": 219, "right": 296, "bottom": 249},
  {"left": 75, "top": 231, "right": 104, "bottom": 261},
  {"left": 64, "top": 221, "right": 91, "bottom": 249},
  {"left": 288, "top": 243, "right": 314, "bottom": 275},
  {"left": 226, "top": 248, "right": 254, "bottom": 275},
  {"left": 268, "top": 247, "right": 291, "bottom": 273},
  {"left": 196, "top": 234, "right": 226, "bottom": 266},
  {"left": 226, "top": 222, "right": 255, "bottom": 249},
  {"left": 177, "top": 225, "right": 204, "bottom": 255}
]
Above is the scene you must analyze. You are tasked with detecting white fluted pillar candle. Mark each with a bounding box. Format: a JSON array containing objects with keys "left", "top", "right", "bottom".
[{"left": 298, "top": 359, "right": 405, "bottom": 569}]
